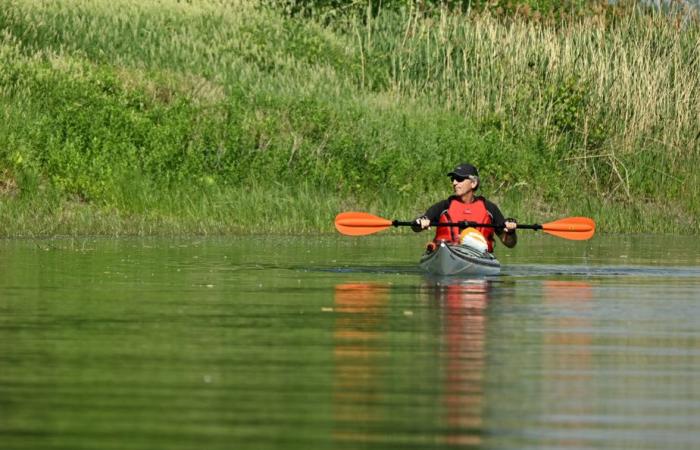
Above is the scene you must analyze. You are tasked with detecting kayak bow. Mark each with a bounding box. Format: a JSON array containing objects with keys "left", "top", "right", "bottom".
[{"left": 419, "top": 241, "right": 500, "bottom": 276}]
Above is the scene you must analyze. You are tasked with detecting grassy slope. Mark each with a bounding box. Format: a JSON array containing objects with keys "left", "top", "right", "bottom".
[{"left": 0, "top": 0, "right": 698, "bottom": 236}]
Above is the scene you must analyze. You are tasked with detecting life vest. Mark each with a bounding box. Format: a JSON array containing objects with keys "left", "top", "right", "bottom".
[{"left": 434, "top": 198, "right": 496, "bottom": 252}]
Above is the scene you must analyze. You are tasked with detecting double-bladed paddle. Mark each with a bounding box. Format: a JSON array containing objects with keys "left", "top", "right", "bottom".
[{"left": 334, "top": 211, "right": 595, "bottom": 240}]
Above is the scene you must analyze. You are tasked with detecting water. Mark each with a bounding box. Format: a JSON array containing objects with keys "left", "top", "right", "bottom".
[{"left": 1, "top": 234, "right": 699, "bottom": 450}]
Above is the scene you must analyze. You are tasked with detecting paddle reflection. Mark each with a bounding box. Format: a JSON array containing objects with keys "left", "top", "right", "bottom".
[
  {"left": 543, "top": 280, "right": 594, "bottom": 369},
  {"left": 541, "top": 280, "right": 594, "bottom": 448},
  {"left": 422, "top": 278, "right": 492, "bottom": 447},
  {"left": 332, "top": 282, "right": 390, "bottom": 445}
]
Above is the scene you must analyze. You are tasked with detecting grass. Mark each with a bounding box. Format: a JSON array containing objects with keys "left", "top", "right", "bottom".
[{"left": 0, "top": 0, "right": 698, "bottom": 236}]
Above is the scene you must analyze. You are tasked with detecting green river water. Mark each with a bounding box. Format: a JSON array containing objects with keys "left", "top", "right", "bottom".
[{"left": 1, "top": 234, "right": 700, "bottom": 450}]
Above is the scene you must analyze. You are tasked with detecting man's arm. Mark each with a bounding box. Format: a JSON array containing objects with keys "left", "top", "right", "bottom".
[
  {"left": 484, "top": 199, "right": 517, "bottom": 248},
  {"left": 498, "top": 223, "right": 518, "bottom": 248}
]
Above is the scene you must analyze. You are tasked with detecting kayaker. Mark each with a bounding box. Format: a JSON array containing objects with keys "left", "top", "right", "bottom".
[{"left": 412, "top": 163, "right": 517, "bottom": 252}]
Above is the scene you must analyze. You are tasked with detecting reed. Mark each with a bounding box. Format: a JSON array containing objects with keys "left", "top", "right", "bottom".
[
  {"left": 0, "top": 0, "right": 698, "bottom": 236},
  {"left": 376, "top": 7, "right": 699, "bottom": 193}
]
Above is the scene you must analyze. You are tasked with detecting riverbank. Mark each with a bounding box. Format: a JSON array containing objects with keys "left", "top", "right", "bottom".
[{"left": 1, "top": 1, "right": 698, "bottom": 236}]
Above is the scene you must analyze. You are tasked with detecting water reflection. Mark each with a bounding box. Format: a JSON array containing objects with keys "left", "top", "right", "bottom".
[
  {"left": 332, "top": 279, "right": 494, "bottom": 447},
  {"left": 541, "top": 281, "right": 594, "bottom": 448},
  {"left": 332, "top": 283, "right": 390, "bottom": 445},
  {"left": 543, "top": 280, "right": 594, "bottom": 372},
  {"left": 3, "top": 236, "right": 700, "bottom": 449},
  {"left": 424, "top": 278, "right": 491, "bottom": 447}
]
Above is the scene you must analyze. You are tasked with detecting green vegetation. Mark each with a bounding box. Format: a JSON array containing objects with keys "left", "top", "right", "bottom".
[{"left": 0, "top": 0, "right": 698, "bottom": 236}]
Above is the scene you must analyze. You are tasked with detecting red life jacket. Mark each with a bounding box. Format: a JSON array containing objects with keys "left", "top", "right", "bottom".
[{"left": 434, "top": 198, "right": 496, "bottom": 252}]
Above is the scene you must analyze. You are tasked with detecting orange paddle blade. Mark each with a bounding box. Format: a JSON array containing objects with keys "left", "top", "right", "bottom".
[
  {"left": 541, "top": 217, "right": 596, "bottom": 240},
  {"left": 334, "top": 212, "right": 392, "bottom": 236}
]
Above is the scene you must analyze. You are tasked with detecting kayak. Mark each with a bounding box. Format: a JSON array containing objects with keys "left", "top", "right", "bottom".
[{"left": 418, "top": 241, "right": 501, "bottom": 276}]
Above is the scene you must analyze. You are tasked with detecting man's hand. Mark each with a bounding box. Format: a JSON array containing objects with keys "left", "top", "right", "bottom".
[
  {"left": 412, "top": 216, "right": 431, "bottom": 232},
  {"left": 417, "top": 217, "right": 431, "bottom": 229},
  {"left": 503, "top": 218, "right": 517, "bottom": 234}
]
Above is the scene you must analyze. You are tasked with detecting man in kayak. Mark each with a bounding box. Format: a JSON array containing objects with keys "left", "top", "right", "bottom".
[{"left": 412, "top": 163, "right": 517, "bottom": 252}]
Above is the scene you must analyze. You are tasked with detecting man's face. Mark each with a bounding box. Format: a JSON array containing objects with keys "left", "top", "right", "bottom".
[{"left": 451, "top": 175, "right": 477, "bottom": 197}]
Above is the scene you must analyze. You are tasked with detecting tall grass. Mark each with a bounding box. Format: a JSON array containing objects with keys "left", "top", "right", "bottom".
[
  {"left": 0, "top": 0, "right": 698, "bottom": 236},
  {"left": 372, "top": 6, "right": 699, "bottom": 196}
]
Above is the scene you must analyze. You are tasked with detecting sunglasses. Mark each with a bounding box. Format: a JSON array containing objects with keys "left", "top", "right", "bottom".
[{"left": 451, "top": 175, "right": 470, "bottom": 183}]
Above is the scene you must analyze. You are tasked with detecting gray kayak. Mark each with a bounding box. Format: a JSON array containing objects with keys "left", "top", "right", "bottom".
[{"left": 418, "top": 241, "right": 501, "bottom": 276}]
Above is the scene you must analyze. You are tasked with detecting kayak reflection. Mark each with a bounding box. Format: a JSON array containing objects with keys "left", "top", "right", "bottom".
[{"left": 422, "top": 277, "right": 492, "bottom": 447}]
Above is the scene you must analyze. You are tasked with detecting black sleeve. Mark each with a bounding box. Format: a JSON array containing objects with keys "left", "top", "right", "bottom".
[
  {"left": 422, "top": 199, "right": 452, "bottom": 222},
  {"left": 483, "top": 198, "right": 505, "bottom": 228}
]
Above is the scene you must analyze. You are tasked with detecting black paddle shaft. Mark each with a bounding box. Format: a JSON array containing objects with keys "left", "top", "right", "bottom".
[{"left": 391, "top": 220, "right": 542, "bottom": 230}]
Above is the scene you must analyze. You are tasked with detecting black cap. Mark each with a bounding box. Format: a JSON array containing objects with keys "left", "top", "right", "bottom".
[{"left": 447, "top": 163, "right": 479, "bottom": 178}]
